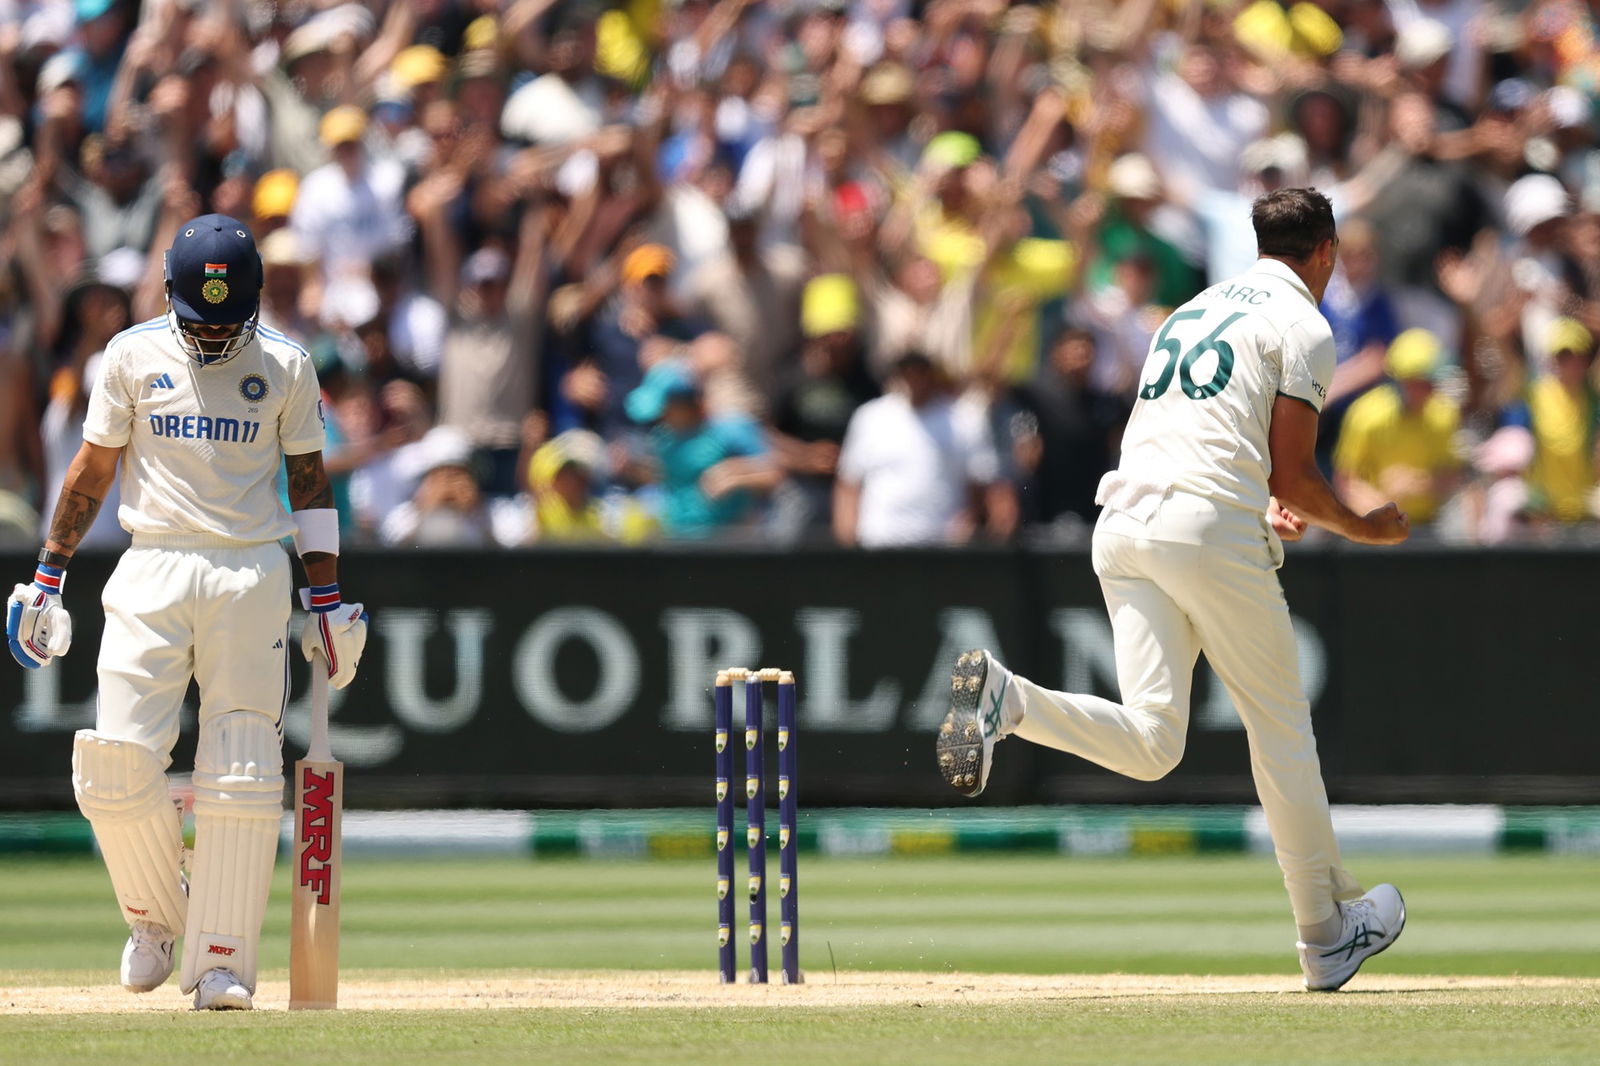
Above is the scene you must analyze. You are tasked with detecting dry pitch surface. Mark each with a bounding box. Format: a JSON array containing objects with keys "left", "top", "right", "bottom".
[{"left": 4, "top": 970, "right": 1597, "bottom": 1013}]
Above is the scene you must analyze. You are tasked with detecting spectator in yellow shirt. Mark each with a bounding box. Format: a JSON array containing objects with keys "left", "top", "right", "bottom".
[
  {"left": 1526, "top": 318, "right": 1599, "bottom": 523},
  {"left": 529, "top": 430, "right": 654, "bottom": 544},
  {"left": 1334, "top": 329, "right": 1462, "bottom": 525},
  {"left": 909, "top": 132, "right": 1076, "bottom": 384}
]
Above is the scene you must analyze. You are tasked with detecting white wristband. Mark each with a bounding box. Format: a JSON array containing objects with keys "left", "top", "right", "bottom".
[{"left": 292, "top": 508, "right": 340, "bottom": 557}]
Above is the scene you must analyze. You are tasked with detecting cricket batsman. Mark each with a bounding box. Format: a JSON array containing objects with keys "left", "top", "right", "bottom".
[
  {"left": 5, "top": 215, "right": 368, "bottom": 1009},
  {"left": 937, "top": 189, "right": 1409, "bottom": 991}
]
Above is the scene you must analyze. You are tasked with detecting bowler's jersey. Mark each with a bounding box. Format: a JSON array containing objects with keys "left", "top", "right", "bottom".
[
  {"left": 1097, "top": 258, "right": 1335, "bottom": 520},
  {"left": 83, "top": 318, "right": 326, "bottom": 543}
]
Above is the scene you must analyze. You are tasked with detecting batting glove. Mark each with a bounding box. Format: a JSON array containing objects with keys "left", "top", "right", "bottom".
[
  {"left": 6, "top": 564, "right": 73, "bottom": 669},
  {"left": 299, "top": 584, "right": 368, "bottom": 689}
]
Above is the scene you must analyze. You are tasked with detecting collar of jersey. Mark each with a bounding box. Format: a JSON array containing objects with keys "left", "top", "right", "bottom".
[{"left": 1249, "top": 257, "right": 1317, "bottom": 307}]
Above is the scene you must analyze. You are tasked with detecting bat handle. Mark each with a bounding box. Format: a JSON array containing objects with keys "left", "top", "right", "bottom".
[{"left": 307, "top": 648, "right": 332, "bottom": 764}]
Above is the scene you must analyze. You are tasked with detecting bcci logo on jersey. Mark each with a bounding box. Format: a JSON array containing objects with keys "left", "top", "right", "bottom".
[{"left": 239, "top": 374, "right": 269, "bottom": 403}]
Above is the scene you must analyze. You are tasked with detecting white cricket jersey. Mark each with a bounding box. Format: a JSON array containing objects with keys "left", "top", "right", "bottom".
[
  {"left": 82, "top": 318, "right": 326, "bottom": 544},
  {"left": 1097, "top": 257, "right": 1335, "bottom": 522}
]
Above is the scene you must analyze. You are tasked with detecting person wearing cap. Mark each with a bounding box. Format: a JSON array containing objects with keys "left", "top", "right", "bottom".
[
  {"left": 453, "top": 48, "right": 506, "bottom": 132},
  {"left": 378, "top": 426, "right": 498, "bottom": 548},
  {"left": 61, "top": 0, "right": 129, "bottom": 133},
  {"left": 256, "top": 228, "right": 318, "bottom": 345},
  {"left": 250, "top": 169, "right": 299, "bottom": 238},
  {"left": 857, "top": 61, "right": 919, "bottom": 172},
  {"left": 1503, "top": 173, "right": 1578, "bottom": 372},
  {"left": 1392, "top": 5, "right": 1481, "bottom": 115},
  {"left": 1334, "top": 328, "right": 1463, "bottom": 525},
  {"left": 624, "top": 360, "right": 779, "bottom": 539},
  {"left": 260, "top": 16, "right": 349, "bottom": 176},
  {"left": 419, "top": 191, "right": 549, "bottom": 496},
  {"left": 1186, "top": 134, "right": 1311, "bottom": 284},
  {"left": 908, "top": 134, "right": 1079, "bottom": 383},
  {"left": 767, "top": 275, "right": 881, "bottom": 540},
  {"left": 527, "top": 428, "right": 653, "bottom": 543},
  {"left": 1526, "top": 318, "right": 1600, "bottom": 523},
  {"left": 288, "top": 105, "right": 410, "bottom": 281},
  {"left": 32, "top": 48, "right": 87, "bottom": 150},
  {"left": 1393, "top": 17, "right": 1470, "bottom": 129},
  {"left": 1544, "top": 86, "right": 1595, "bottom": 195},
  {"left": 5, "top": 214, "right": 366, "bottom": 1010},
  {"left": 390, "top": 43, "right": 448, "bottom": 112},
  {"left": 528, "top": 429, "right": 609, "bottom": 542},
  {"left": 583, "top": 243, "right": 709, "bottom": 439},
  {"left": 1087, "top": 153, "right": 1204, "bottom": 311}
]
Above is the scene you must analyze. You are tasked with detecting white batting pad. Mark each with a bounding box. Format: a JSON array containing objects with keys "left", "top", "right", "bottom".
[
  {"left": 72, "top": 731, "right": 188, "bottom": 934},
  {"left": 180, "top": 711, "right": 283, "bottom": 994}
]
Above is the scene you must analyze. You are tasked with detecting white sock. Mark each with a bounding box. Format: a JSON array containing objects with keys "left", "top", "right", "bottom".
[{"left": 996, "top": 662, "right": 1025, "bottom": 735}]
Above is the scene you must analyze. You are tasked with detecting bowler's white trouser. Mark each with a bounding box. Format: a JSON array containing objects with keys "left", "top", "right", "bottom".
[{"left": 1008, "top": 493, "right": 1362, "bottom": 925}]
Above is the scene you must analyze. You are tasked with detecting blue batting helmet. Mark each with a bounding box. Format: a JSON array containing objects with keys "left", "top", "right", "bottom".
[{"left": 164, "top": 214, "right": 263, "bottom": 365}]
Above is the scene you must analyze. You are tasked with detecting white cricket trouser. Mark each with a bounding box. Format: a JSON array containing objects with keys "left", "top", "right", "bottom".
[
  {"left": 1009, "top": 494, "right": 1362, "bottom": 926},
  {"left": 96, "top": 537, "right": 292, "bottom": 754}
]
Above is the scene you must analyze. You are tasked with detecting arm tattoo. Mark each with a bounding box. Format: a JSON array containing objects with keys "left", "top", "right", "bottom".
[
  {"left": 285, "top": 451, "right": 335, "bottom": 511},
  {"left": 46, "top": 489, "right": 103, "bottom": 555}
]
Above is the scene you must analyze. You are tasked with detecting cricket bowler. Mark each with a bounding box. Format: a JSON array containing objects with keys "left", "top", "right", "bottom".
[
  {"left": 5, "top": 215, "right": 368, "bottom": 1009},
  {"left": 937, "top": 189, "right": 1409, "bottom": 991}
]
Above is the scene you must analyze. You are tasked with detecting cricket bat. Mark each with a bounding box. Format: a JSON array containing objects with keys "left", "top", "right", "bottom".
[{"left": 290, "top": 651, "right": 342, "bottom": 1010}]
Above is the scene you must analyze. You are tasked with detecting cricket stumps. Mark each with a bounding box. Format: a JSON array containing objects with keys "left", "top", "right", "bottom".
[{"left": 715, "top": 668, "right": 800, "bottom": 985}]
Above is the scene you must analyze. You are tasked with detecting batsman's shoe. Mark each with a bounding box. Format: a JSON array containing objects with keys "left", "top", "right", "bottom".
[
  {"left": 193, "top": 967, "right": 253, "bottom": 1011},
  {"left": 936, "top": 650, "right": 1011, "bottom": 798},
  {"left": 1298, "top": 883, "right": 1406, "bottom": 991},
  {"left": 121, "top": 920, "right": 176, "bottom": 993}
]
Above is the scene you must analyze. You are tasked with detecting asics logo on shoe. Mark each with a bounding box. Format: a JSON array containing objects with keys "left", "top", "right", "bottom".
[
  {"left": 1320, "top": 923, "right": 1382, "bottom": 962},
  {"left": 983, "top": 690, "right": 1003, "bottom": 735}
]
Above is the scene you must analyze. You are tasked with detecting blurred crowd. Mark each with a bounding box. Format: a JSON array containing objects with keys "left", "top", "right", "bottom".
[{"left": 4, "top": 0, "right": 1600, "bottom": 549}]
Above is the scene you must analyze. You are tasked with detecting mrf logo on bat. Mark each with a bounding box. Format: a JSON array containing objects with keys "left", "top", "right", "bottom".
[{"left": 298, "top": 768, "right": 338, "bottom": 904}]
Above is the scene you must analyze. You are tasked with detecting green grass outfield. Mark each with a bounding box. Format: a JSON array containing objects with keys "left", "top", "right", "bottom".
[{"left": 2, "top": 853, "right": 1597, "bottom": 1064}]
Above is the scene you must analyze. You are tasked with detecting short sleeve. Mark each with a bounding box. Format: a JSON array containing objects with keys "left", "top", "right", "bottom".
[
  {"left": 1332, "top": 395, "right": 1375, "bottom": 478},
  {"left": 286, "top": 175, "right": 327, "bottom": 264},
  {"left": 718, "top": 416, "right": 768, "bottom": 458},
  {"left": 1431, "top": 401, "right": 1464, "bottom": 469},
  {"left": 955, "top": 400, "right": 1001, "bottom": 484},
  {"left": 991, "top": 238, "right": 1076, "bottom": 299},
  {"left": 279, "top": 351, "right": 327, "bottom": 455},
  {"left": 82, "top": 341, "right": 135, "bottom": 448},
  {"left": 835, "top": 406, "right": 870, "bottom": 484},
  {"left": 1279, "top": 318, "right": 1336, "bottom": 413}
]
